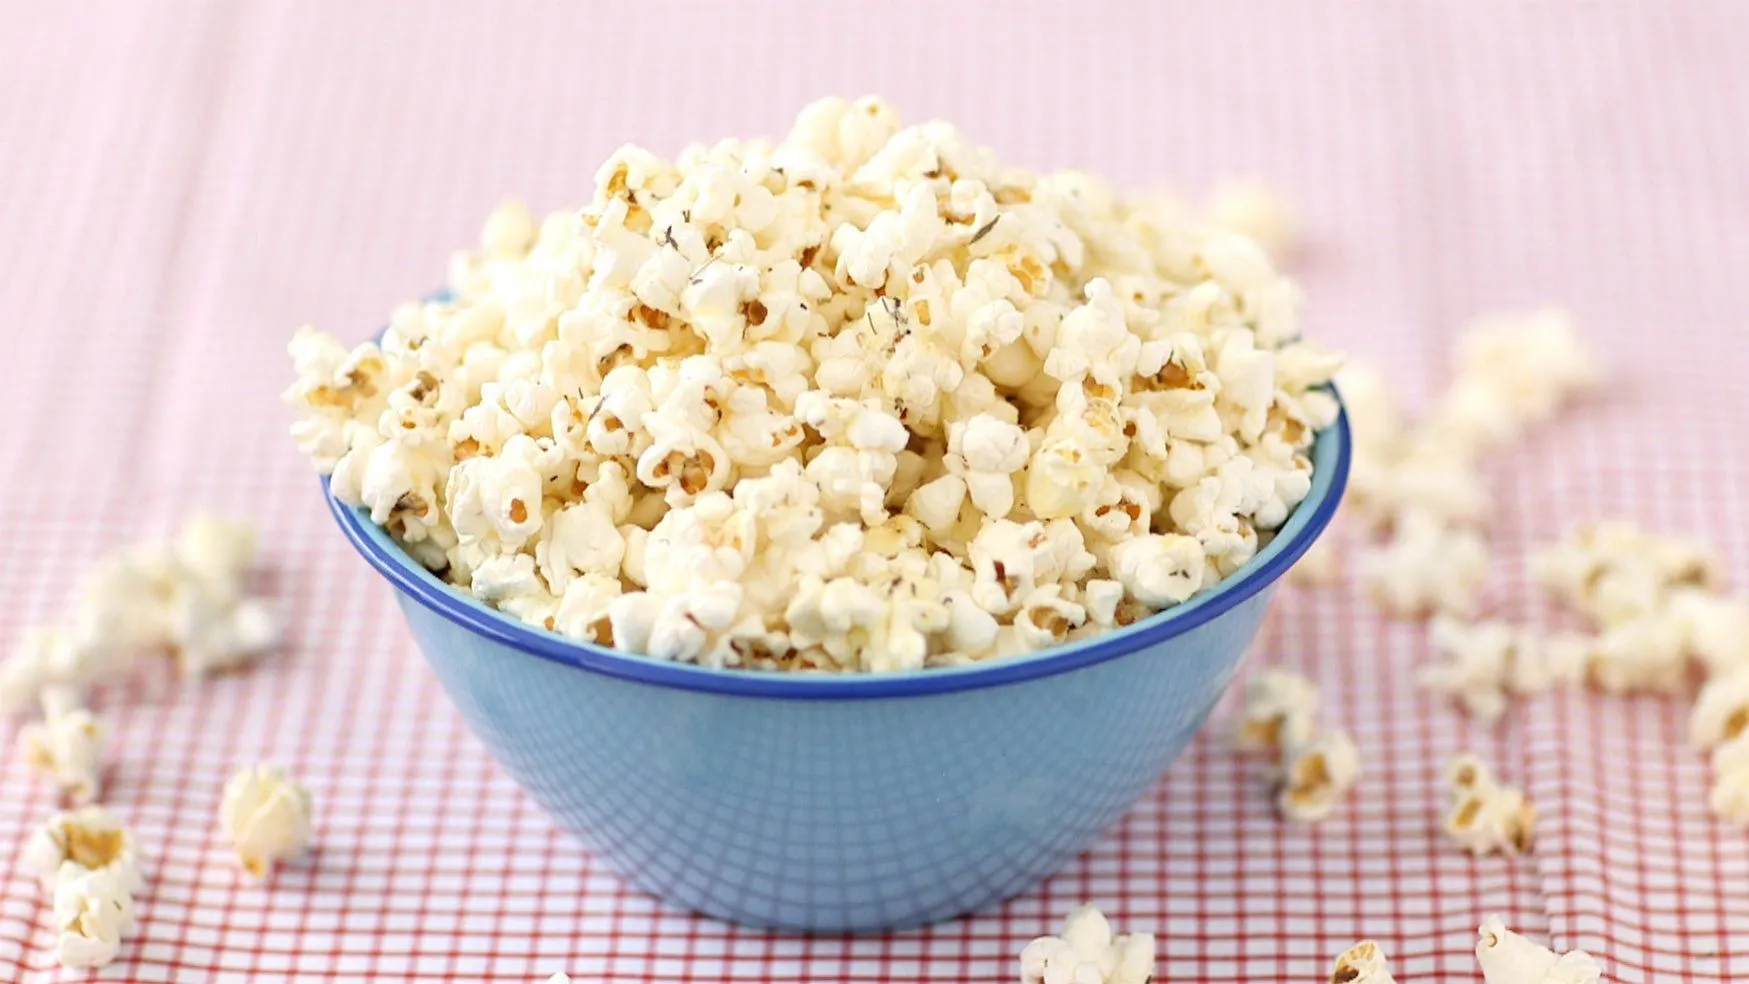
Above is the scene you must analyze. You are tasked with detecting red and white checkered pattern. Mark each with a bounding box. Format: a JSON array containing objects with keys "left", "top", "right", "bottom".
[{"left": 2, "top": 1, "right": 1746, "bottom": 980}]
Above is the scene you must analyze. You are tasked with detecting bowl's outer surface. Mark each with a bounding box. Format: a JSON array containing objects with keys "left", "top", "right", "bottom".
[
  {"left": 395, "top": 582, "right": 1271, "bottom": 932},
  {"left": 331, "top": 398, "right": 1346, "bottom": 931}
]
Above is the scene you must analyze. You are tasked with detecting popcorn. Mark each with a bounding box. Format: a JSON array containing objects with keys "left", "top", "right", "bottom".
[
  {"left": 1668, "top": 588, "right": 1749, "bottom": 677},
  {"left": 52, "top": 860, "right": 136, "bottom": 969},
  {"left": 18, "top": 686, "right": 106, "bottom": 804},
  {"left": 1206, "top": 180, "right": 1296, "bottom": 257},
  {"left": 1363, "top": 514, "right": 1489, "bottom": 618},
  {"left": 1533, "top": 521, "right": 1719, "bottom": 629},
  {"left": 1443, "top": 754, "right": 1535, "bottom": 856},
  {"left": 220, "top": 763, "right": 315, "bottom": 879},
  {"left": 1328, "top": 940, "right": 1395, "bottom": 984},
  {"left": 1018, "top": 904, "right": 1155, "bottom": 984},
  {"left": 1709, "top": 732, "right": 1749, "bottom": 826},
  {"left": 1476, "top": 915, "right": 1602, "bottom": 984},
  {"left": 1287, "top": 536, "right": 1341, "bottom": 586},
  {"left": 287, "top": 97, "right": 1342, "bottom": 671},
  {"left": 21, "top": 805, "right": 143, "bottom": 894},
  {"left": 1422, "top": 617, "right": 1569, "bottom": 721},
  {"left": 1232, "top": 668, "right": 1319, "bottom": 757},
  {"left": 1692, "top": 666, "right": 1749, "bottom": 751},
  {"left": 1276, "top": 729, "right": 1360, "bottom": 823}
]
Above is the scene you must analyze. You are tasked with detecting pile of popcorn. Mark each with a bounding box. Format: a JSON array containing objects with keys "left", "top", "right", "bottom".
[
  {"left": 1, "top": 518, "right": 313, "bottom": 970},
  {"left": 285, "top": 95, "right": 1342, "bottom": 672}
]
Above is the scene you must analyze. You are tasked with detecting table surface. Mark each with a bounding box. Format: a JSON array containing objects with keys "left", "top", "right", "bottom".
[{"left": 2, "top": 2, "right": 1747, "bottom": 981}]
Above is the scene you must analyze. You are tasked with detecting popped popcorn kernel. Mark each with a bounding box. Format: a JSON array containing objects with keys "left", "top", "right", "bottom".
[
  {"left": 1709, "top": 732, "right": 1749, "bottom": 826},
  {"left": 1442, "top": 754, "right": 1535, "bottom": 856},
  {"left": 17, "top": 686, "right": 106, "bottom": 804},
  {"left": 52, "top": 860, "right": 136, "bottom": 970},
  {"left": 1363, "top": 514, "right": 1488, "bottom": 618},
  {"left": 1018, "top": 904, "right": 1154, "bottom": 984},
  {"left": 1476, "top": 914, "right": 1601, "bottom": 984},
  {"left": 1276, "top": 729, "right": 1360, "bottom": 824},
  {"left": 220, "top": 763, "right": 314, "bottom": 879},
  {"left": 1232, "top": 668, "right": 1319, "bottom": 757},
  {"left": 287, "top": 97, "right": 1344, "bottom": 672},
  {"left": 1329, "top": 939, "right": 1395, "bottom": 984},
  {"left": 21, "top": 805, "right": 143, "bottom": 895},
  {"left": 1422, "top": 617, "right": 1568, "bottom": 721}
]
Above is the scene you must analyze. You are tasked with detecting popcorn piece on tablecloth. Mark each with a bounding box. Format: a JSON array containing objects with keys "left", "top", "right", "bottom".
[
  {"left": 1018, "top": 904, "right": 1155, "bottom": 984},
  {"left": 17, "top": 686, "right": 106, "bottom": 803},
  {"left": 1532, "top": 521, "right": 1719, "bottom": 629},
  {"left": 21, "top": 805, "right": 143, "bottom": 895},
  {"left": 1584, "top": 611, "right": 1689, "bottom": 695},
  {"left": 1287, "top": 535, "right": 1342, "bottom": 587},
  {"left": 1709, "top": 733, "right": 1749, "bottom": 826},
  {"left": 52, "top": 860, "right": 136, "bottom": 970},
  {"left": 1669, "top": 588, "right": 1749, "bottom": 678},
  {"left": 1422, "top": 617, "right": 1569, "bottom": 721},
  {"left": 1442, "top": 754, "right": 1535, "bottom": 857},
  {"left": 1691, "top": 665, "right": 1749, "bottom": 751},
  {"left": 1363, "top": 514, "right": 1488, "bottom": 618},
  {"left": 1276, "top": 730, "right": 1360, "bottom": 824},
  {"left": 1476, "top": 914, "right": 1602, "bottom": 984},
  {"left": 1232, "top": 668, "right": 1319, "bottom": 758},
  {"left": 220, "top": 763, "right": 315, "bottom": 879},
  {"left": 1329, "top": 940, "right": 1395, "bottom": 984}
]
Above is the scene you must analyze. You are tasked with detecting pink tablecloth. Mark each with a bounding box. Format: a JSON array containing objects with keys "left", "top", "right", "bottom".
[{"left": 2, "top": 2, "right": 1746, "bottom": 981}]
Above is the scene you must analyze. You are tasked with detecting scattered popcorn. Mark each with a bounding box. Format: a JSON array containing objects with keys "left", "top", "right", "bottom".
[
  {"left": 1709, "top": 732, "right": 1749, "bottom": 826},
  {"left": 220, "top": 763, "right": 314, "bottom": 879},
  {"left": 1362, "top": 513, "right": 1488, "bottom": 618},
  {"left": 1668, "top": 588, "right": 1749, "bottom": 677},
  {"left": 1287, "top": 535, "right": 1342, "bottom": 587},
  {"left": 1690, "top": 665, "right": 1749, "bottom": 751},
  {"left": 1276, "top": 729, "right": 1360, "bottom": 823},
  {"left": 1329, "top": 940, "right": 1395, "bottom": 984},
  {"left": 1018, "top": 904, "right": 1154, "bottom": 984},
  {"left": 1442, "top": 754, "right": 1535, "bottom": 856},
  {"left": 52, "top": 860, "right": 136, "bottom": 970},
  {"left": 1533, "top": 521, "right": 1719, "bottom": 630},
  {"left": 1232, "top": 668, "right": 1320, "bottom": 757},
  {"left": 1476, "top": 915, "right": 1602, "bottom": 984},
  {"left": 1422, "top": 617, "right": 1571, "bottom": 721},
  {"left": 21, "top": 805, "right": 143, "bottom": 895},
  {"left": 289, "top": 96, "right": 1343, "bottom": 672},
  {"left": 17, "top": 686, "right": 106, "bottom": 803}
]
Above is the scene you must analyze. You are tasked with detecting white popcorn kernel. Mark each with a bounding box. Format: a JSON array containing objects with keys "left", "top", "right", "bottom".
[
  {"left": 1669, "top": 588, "right": 1749, "bottom": 677},
  {"left": 1233, "top": 668, "right": 1319, "bottom": 758},
  {"left": 1443, "top": 754, "right": 1535, "bottom": 856},
  {"left": 18, "top": 686, "right": 106, "bottom": 804},
  {"left": 1329, "top": 940, "right": 1395, "bottom": 984},
  {"left": 1108, "top": 533, "right": 1206, "bottom": 609},
  {"left": 1363, "top": 514, "right": 1489, "bottom": 618},
  {"left": 52, "top": 860, "right": 136, "bottom": 969},
  {"left": 1691, "top": 665, "right": 1749, "bottom": 751},
  {"left": 481, "top": 198, "right": 538, "bottom": 257},
  {"left": 1532, "top": 520, "right": 1719, "bottom": 628},
  {"left": 1287, "top": 536, "right": 1341, "bottom": 586},
  {"left": 220, "top": 763, "right": 314, "bottom": 879},
  {"left": 22, "top": 805, "right": 143, "bottom": 894},
  {"left": 1709, "top": 732, "right": 1749, "bottom": 826},
  {"left": 1476, "top": 915, "right": 1602, "bottom": 984},
  {"left": 175, "top": 515, "right": 258, "bottom": 586},
  {"left": 1018, "top": 904, "right": 1155, "bottom": 984},
  {"left": 1276, "top": 729, "right": 1360, "bottom": 823},
  {"left": 1586, "top": 611, "right": 1689, "bottom": 695},
  {"left": 536, "top": 501, "right": 626, "bottom": 593},
  {"left": 1422, "top": 617, "right": 1560, "bottom": 721}
]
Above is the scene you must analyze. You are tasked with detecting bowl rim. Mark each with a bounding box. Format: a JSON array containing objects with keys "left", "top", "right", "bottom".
[{"left": 326, "top": 397, "right": 1349, "bottom": 700}]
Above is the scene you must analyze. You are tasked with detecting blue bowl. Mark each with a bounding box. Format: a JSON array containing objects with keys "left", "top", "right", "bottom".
[{"left": 324, "top": 407, "right": 1349, "bottom": 932}]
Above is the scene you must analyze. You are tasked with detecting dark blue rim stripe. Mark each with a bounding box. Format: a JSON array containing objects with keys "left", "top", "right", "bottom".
[{"left": 325, "top": 399, "right": 1350, "bottom": 700}]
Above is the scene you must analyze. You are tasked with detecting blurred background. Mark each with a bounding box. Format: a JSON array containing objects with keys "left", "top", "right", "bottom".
[{"left": 3, "top": 2, "right": 1748, "bottom": 981}]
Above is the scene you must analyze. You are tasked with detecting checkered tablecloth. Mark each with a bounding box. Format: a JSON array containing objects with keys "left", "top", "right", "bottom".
[{"left": 3, "top": 1, "right": 1747, "bottom": 981}]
